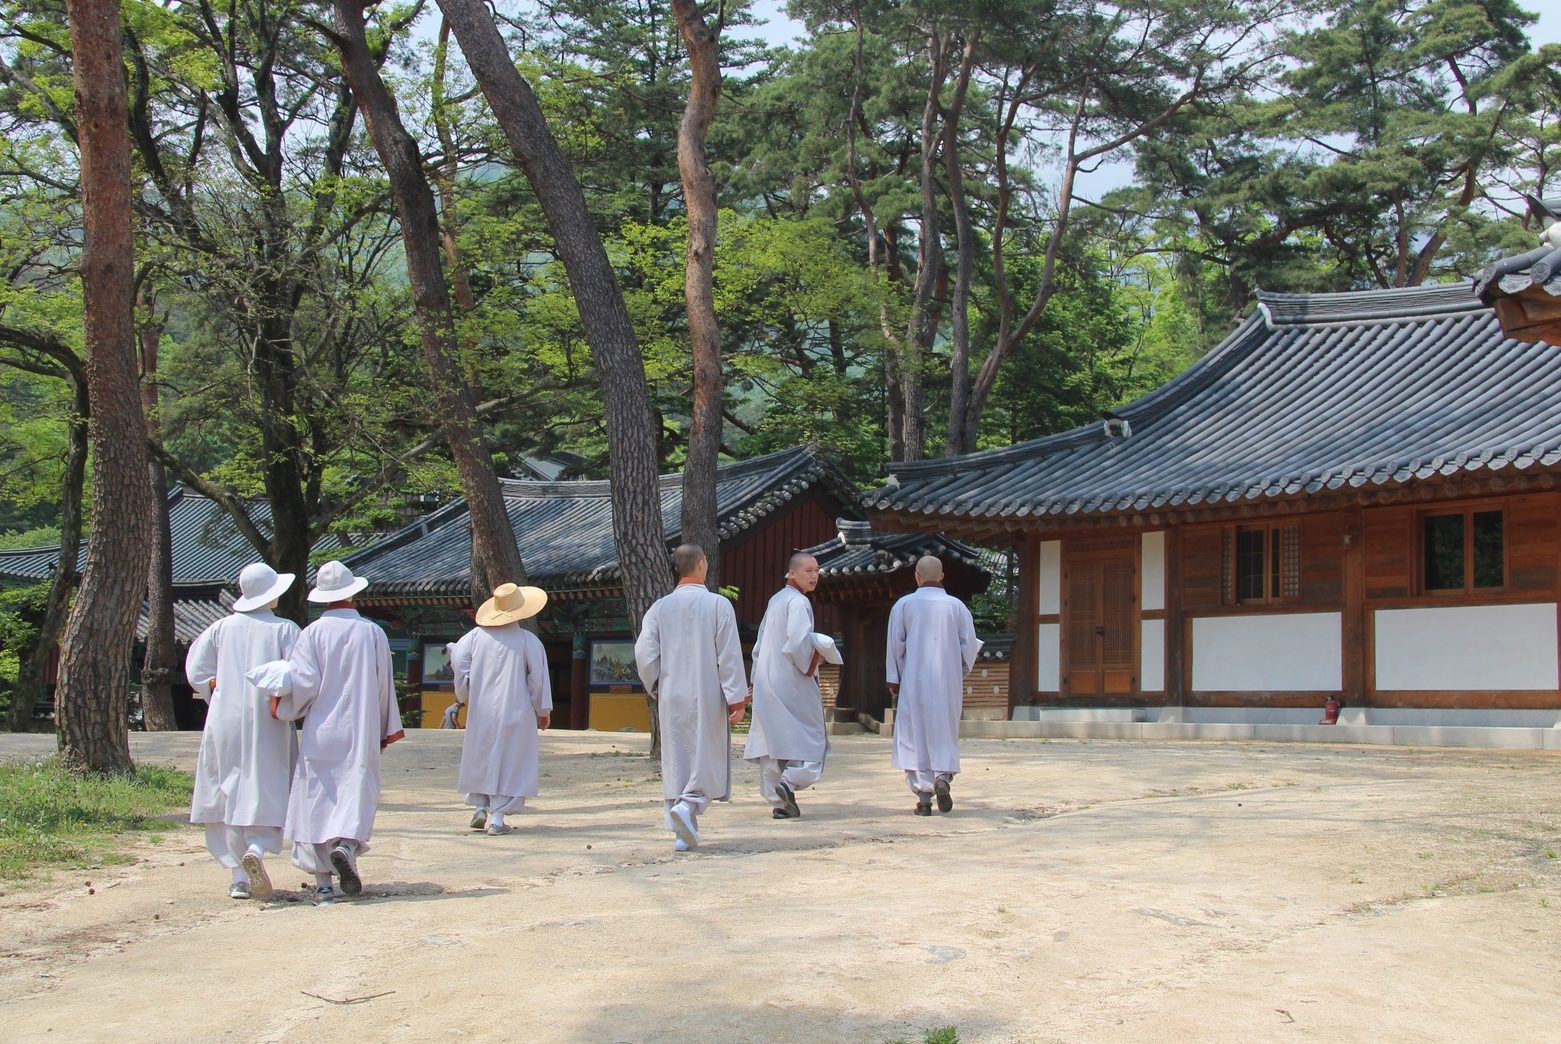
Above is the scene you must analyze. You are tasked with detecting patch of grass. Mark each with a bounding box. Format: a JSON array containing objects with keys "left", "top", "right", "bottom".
[
  {"left": 0, "top": 758, "right": 193, "bottom": 881},
  {"left": 888, "top": 1029, "right": 959, "bottom": 1044},
  {"left": 1544, "top": 848, "right": 1557, "bottom": 861}
]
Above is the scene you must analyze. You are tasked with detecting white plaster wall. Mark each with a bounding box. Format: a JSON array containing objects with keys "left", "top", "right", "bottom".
[
  {"left": 1141, "top": 531, "right": 1166, "bottom": 612},
  {"left": 1038, "top": 541, "right": 1061, "bottom": 615},
  {"left": 1191, "top": 613, "right": 1343, "bottom": 692},
  {"left": 1037, "top": 622, "right": 1060, "bottom": 692},
  {"left": 1374, "top": 603, "right": 1559, "bottom": 690},
  {"left": 1141, "top": 618, "right": 1165, "bottom": 691}
]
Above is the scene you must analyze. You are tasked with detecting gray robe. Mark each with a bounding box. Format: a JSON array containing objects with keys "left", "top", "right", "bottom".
[
  {"left": 887, "top": 586, "right": 982, "bottom": 775},
  {"left": 743, "top": 585, "right": 828, "bottom": 764},
  {"left": 451, "top": 623, "right": 552, "bottom": 801},
  {"left": 635, "top": 583, "right": 748, "bottom": 803}
]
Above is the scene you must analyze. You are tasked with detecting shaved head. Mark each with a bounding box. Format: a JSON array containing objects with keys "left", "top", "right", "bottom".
[
  {"left": 788, "top": 551, "right": 816, "bottom": 572},
  {"left": 915, "top": 555, "right": 944, "bottom": 583},
  {"left": 673, "top": 543, "right": 707, "bottom": 578}
]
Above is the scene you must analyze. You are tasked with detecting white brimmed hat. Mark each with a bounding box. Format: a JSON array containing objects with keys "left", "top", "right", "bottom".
[
  {"left": 307, "top": 560, "right": 369, "bottom": 603},
  {"left": 232, "top": 562, "right": 295, "bottom": 613},
  {"left": 475, "top": 583, "right": 548, "bottom": 627}
]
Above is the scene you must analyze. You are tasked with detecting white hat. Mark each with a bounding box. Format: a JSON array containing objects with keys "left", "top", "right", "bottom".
[
  {"left": 475, "top": 583, "right": 548, "bottom": 627},
  {"left": 307, "top": 560, "right": 369, "bottom": 603},
  {"left": 232, "top": 562, "right": 295, "bottom": 613}
]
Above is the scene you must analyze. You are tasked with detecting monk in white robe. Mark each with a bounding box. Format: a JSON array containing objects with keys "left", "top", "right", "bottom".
[
  {"left": 887, "top": 556, "right": 982, "bottom": 815},
  {"left": 185, "top": 563, "right": 300, "bottom": 899},
  {"left": 451, "top": 583, "right": 552, "bottom": 836},
  {"left": 743, "top": 552, "right": 829, "bottom": 819},
  {"left": 272, "top": 561, "right": 403, "bottom": 901},
  {"left": 634, "top": 544, "right": 748, "bottom": 851}
]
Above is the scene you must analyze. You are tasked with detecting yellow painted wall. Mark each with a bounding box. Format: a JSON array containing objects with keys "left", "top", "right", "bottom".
[
  {"left": 589, "top": 691, "right": 651, "bottom": 732},
  {"left": 420, "top": 690, "right": 463, "bottom": 729}
]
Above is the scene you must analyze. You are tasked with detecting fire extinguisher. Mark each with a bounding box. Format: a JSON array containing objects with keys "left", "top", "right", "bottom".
[{"left": 1319, "top": 697, "right": 1342, "bottom": 725}]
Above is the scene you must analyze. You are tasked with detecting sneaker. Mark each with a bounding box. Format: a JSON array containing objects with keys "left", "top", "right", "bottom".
[
  {"left": 469, "top": 809, "right": 489, "bottom": 831},
  {"left": 241, "top": 849, "right": 273, "bottom": 900},
  {"left": 934, "top": 777, "right": 953, "bottom": 813},
  {"left": 486, "top": 822, "right": 514, "bottom": 836},
  {"left": 775, "top": 779, "right": 801, "bottom": 819},
  {"left": 314, "top": 884, "right": 337, "bottom": 906},
  {"left": 914, "top": 801, "right": 933, "bottom": 817},
  {"left": 329, "top": 845, "right": 362, "bottom": 897},
  {"left": 673, "top": 838, "right": 691, "bottom": 853},
  {"left": 668, "top": 802, "right": 700, "bottom": 849},
  {"left": 229, "top": 880, "right": 251, "bottom": 900},
  {"left": 771, "top": 807, "right": 793, "bottom": 820}
]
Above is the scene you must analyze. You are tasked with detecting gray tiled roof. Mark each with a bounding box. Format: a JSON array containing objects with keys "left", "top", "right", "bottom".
[
  {"left": 867, "top": 283, "right": 1561, "bottom": 523},
  {"left": 345, "top": 446, "right": 857, "bottom": 598},
  {"left": 806, "top": 520, "right": 987, "bottom": 578},
  {"left": 0, "top": 486, "right": 338, "bottom": 586},
  {"left": 1474, "top": 196, "right": 1561, "bottom": 304},
  {"left": 136, "top": 588, "right": 235, "bottom": 645}
]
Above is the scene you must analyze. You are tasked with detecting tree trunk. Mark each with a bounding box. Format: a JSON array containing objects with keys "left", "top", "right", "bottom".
[
  {"left": 436, "top": 0, "right": 670, "bottom": 627},
  {"left": 672, "top": 0, "right": 723, "bottom": 588},
  {"left": 328, "top": 0, "right": 525, "bottom": 606},
  {"left": 941, "top": 35, "right": 979, "bottom": 457},
  {"left": 56, "top": 0, "right": 156, "bottom": 775},
  {"left": 10, "top": 377, "right": 88, "bottom": 732},
  {"left": 899, "top": 30, "right": 950, "bottom": 463},
  {"left": 137, "top": 294, "right": 180, "bottom": 731},
  {"left": 437, "top": 0, "right": 673, "bottom": 756}
]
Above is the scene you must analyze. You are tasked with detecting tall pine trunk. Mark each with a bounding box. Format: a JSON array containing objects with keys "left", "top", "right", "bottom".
[
  {"left": 328, "top": 0, "right": 524, "bottom": 605},
  {"left": 56, "top": 0, "right": 156, "bottom": 774},
  {"left": 9, "top": 377, "right": 88, "bottom": 732},
  {"left": 436, "top": 0, "right": 673, "bottom": 753},
  {"left": 137, "top": 295, "right": 180, "bottom": 731},
  {"left": 672, "top": 0, "right": 723, "bottom": 588}
]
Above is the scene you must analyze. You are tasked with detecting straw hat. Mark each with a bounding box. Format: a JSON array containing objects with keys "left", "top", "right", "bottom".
[
  {"left": 232, "top": 562, "right": 295, "bottom": 613},
  {"left": 307, "top": 560, "right": 370, "bottom": 603},
  {"left": 476, "top": 583, "right": 548, "bottom": 627}
]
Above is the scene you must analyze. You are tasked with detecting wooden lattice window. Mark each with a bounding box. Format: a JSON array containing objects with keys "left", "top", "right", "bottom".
[
  {"left": 1224, "top": 523, "right": 1301, "bottom": 605},
  {"left": 1420, "top": 508, "right": 1504, "bottom": 594}
]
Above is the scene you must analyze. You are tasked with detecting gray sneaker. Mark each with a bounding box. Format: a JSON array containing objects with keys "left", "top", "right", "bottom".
[
  {"left": 775, "top": 779, "right": 801, "bottom": 819},
  {"left": 469, "top": 808, "right": 488, "bottom": 831},
  {"left": 329, "top": 845, "right": 362, "bottom": 897},
  {"left": 229, "top": 880, "right": 251, "bottom": 899},
  {"left": 241, "top": 850, "right": 273, "bottom": 900}
]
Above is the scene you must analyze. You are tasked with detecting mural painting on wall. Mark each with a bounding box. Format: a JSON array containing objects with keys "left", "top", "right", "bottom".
[
  {"left": 589, "top": 640, "right": 639, "bottom": 685},
  {"left": 421, "top": 640, "right": 455, "bottom": 688}
]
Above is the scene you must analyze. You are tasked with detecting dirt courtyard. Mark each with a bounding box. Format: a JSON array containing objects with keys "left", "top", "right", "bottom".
[{"left": 1, "top": 730, "right": 1559, "bottom": 1043}]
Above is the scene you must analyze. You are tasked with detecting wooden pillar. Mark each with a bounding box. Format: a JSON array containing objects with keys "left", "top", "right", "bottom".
[
  {"left": 1010, "top": 537, "right": 1040, "bottom": 716},
  {"left": 1164, "top": 526, "right": 1185, "bottom": 705},
  {"left": 1342, "top": 507, "right": 1367, "bottom": 708},
  {"left": 569, "top": 633, "right": 590, "bottom": 730}
]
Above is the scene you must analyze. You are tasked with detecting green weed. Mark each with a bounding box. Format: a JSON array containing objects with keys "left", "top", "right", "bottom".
[{"left": 0, "top": 757, "right": 192, "bottom": 881}]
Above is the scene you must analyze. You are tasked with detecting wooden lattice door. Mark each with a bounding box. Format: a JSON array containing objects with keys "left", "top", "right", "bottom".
[{"left": 1064, "top": 548, "right": 1138, "bottom": 696}]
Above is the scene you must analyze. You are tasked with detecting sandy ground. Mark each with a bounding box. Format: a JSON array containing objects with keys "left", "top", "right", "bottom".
[{"left": 1, "top": 730, "right": 1559, "bottom": 1043}]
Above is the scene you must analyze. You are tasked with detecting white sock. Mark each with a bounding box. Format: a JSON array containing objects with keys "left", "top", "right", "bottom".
[
  {"left": 490, "top": 812, "right": 506, "bottom": 828},
  {"left": 314, "top": 873, "right": 332, "bottom": 889},
  {"left": 231, "top": 867, "right": 249, "bottom": 884}
]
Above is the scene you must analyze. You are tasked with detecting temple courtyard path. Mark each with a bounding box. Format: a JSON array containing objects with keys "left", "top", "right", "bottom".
[{"left": 1, "top": 730, "right": 1559, "bottom": 1043}]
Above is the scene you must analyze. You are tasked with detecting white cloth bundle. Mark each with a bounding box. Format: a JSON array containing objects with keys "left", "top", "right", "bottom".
[
  {"left": 245, "top": 659, "right": 293, "bottom": 697},
  {"left": 810, "top": 632, "right": 843, "bottom": 665}
]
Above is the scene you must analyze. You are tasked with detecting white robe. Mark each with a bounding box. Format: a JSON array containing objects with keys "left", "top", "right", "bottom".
[
  {"left": 886, "top": 585, "right": 982, "bottom": 776},
  {"left": 185, "top": 609, "right": 301, "bottom": 834},
  {"left": 451, "top": 623, "right": 552, "bottom": 805},
  {"left": 743, "top": 584, "right": 828, "bottom": 765},
  {"left": 273, "top": 609, "right": 402, "bottom": 851},
  {"left": 635, "top": 583, "right": 748, "bottom": 806}
]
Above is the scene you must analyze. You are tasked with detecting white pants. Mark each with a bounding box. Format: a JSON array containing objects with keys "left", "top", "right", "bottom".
[
  {"left": 466, "top": 793, "right": 527, "bottom": 815},
  {"left": 905, "top": 770, "right": 953, "bottom": 797},
  {"left": 757, "top": 757, "right": 823, "bottom": 805},
  {"left": 203, "top": 824, "right": 282, "bottom": 870},
  {"left": 291, "top": 838, "right": 363, "bottom": 875}
]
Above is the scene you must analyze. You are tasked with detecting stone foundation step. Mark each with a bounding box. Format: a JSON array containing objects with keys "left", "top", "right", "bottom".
[{"left": 826, "top": 721, "right": 864, "bottom": 735}]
